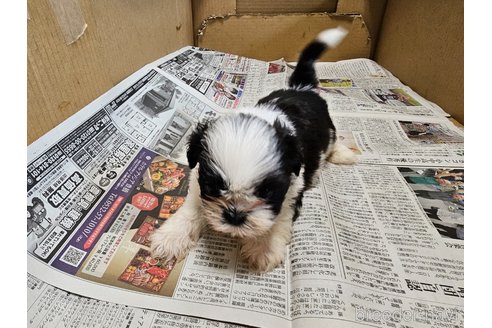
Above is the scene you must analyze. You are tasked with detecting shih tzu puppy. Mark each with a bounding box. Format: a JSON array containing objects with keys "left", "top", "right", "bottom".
[{"left": 150, "top": 27, "right": 357, "bottom": 272}]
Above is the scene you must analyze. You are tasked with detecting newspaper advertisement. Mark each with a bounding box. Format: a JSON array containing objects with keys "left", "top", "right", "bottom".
[{"left": 27, "top": 47, "right": 463, "bottom": 328}]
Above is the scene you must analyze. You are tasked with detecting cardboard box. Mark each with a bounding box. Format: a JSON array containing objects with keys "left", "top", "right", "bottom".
[
  {"left": 27, "top": 0, "right": 193, "bottom": 144},
  {"left": 375, "top": 0, "right": 464, "bottom": 124},
  {"left": 27, "top": 0, "right": 463, "bottom": 144}
]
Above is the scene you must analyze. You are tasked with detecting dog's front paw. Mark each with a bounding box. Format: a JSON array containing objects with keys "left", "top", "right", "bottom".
[
  {"left": 240, "top": 241, "right": 287, "bottom": 272},
  {"left": 149, "top": 218, "right": 198, "bottom": 261}
]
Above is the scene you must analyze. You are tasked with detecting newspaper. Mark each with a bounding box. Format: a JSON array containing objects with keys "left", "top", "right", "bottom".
[
  {"left": 27, "top": 47, "right": 464, "bottom": 328},
  {"left": 28, "top": 273, "right": 247, "bottom": 328},
  {"left": 329, "top": 114, "right": 464, "bottom": 166}
]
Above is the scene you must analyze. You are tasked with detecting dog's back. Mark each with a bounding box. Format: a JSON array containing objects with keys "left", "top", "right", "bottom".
[{"left": 256, "top": 27, "right": 348, "bottom": 190}]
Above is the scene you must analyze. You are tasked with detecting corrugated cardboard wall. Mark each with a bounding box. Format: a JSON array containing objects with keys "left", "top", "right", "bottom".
[
  {"left": 375, "top": 0, "right": 464, "bottom": 123},
  {"left": 27, "top": 0, "right": 193, "bottom": 144}
]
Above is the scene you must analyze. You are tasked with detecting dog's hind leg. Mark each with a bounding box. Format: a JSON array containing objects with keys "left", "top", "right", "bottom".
[{"left": 326, "top": 142, "right": 358, "bottom": 164}]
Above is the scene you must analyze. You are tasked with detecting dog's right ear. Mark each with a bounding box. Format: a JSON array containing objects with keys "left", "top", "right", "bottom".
[{"left": 187, "top": 122, "right": 209, "bottom": 169}]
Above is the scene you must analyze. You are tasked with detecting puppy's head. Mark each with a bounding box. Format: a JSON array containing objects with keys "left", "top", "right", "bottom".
[{"left": 187, "top": 113, "right": 301, "bottom": 239}]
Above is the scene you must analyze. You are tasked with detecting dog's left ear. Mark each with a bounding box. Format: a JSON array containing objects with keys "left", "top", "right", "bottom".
[
  {"left": 273, "top": 120, "right": 302, "bottom": 176},
  {"left": 187, "top": 122, "right": 209, "bottom": 169}
]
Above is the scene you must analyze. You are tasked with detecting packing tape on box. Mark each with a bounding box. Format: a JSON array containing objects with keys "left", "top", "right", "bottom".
[{"left": 48, "top": 0, "right": 87, "bottom": 45}]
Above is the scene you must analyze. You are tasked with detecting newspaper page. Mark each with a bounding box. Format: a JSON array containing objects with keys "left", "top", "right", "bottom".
[
  {"left": 332, "top": 114, "right": 464, "bottom": 166},
  {"left": 27, "top": 47, "right": 464, "bottom": 328},
  {"left": 311, "top": 59, "right": 450, "bottom": 117},
  {"left": 152, "top": 47, "right": 288, "bottom": 109},
  {"left": 28, "top": 273, "right": 247, "bottom": 328},
  {"left": 289, "top": 164, "right": 463, "bottom": 328}
]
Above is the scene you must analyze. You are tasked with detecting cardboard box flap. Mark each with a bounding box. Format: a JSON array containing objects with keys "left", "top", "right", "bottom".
[
  {"left": 336, "top": 0, "right": 387, "bottom": 56},
  {"left": 192, "top": 0, "right": 339, "bottom": 41},
  {"left": 197, "top": 13, "right": 371, "bottom": 62}
]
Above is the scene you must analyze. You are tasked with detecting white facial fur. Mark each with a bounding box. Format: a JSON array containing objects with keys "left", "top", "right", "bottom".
[{"left": 204, "top": 113, "right": 282, "bottom": 190}]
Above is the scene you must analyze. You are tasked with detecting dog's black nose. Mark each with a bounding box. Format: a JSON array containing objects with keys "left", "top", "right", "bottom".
[{"left": 223, "top": 208, "right": 247, "bottom": 226}]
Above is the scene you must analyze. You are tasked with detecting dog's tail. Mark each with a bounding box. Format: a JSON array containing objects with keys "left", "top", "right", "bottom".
[{"left": 288, "top": 26, "right": 348, "bottom": 89}]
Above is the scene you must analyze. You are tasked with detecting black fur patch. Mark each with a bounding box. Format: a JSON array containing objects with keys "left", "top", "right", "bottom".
[
  {"left": 197, "top": 161, "right": 227, "bottom": 201},
  {"left": 288, "top": 41, "right": 327, "bottom": 88},
  {"left": 258, "top": 89, "right": 336, "bottom": 190},
  {"left": 254, "top": 174, "right": 291, "bottom": 216},
  {"left": 273, "top": 119, "right": 302, "bottom": 177},
  {"left": 292, "top": 192, "right": 304, "bottom": 222},
  {"left": 186, "top": 122, "right": 209, "bottom": 169}
]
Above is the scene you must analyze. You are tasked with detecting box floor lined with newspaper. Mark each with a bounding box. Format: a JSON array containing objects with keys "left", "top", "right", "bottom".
[{"left": 28, "top": 46, "right": 463, "bottom": 328}]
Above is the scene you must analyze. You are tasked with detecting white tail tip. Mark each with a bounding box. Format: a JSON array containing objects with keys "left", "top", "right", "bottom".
[{"left": 317, "top": 26, "right": 348, "bottom": 48}]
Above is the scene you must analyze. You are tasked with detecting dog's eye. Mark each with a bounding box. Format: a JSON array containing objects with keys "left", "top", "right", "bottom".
[
  {"left": 201, "top": 183, "right": 221, "bottom": 198},
  {"left": 255, "top": 176, "right": 290, "bottom": 202},
  {"left": 257, "top": 185, "right": 273, "bottom": 199},
  {"left": 199, "top": 175, "right": 227, "bottom": 199}
]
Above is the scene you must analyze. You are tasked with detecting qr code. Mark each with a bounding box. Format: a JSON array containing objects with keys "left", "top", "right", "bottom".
[{"left": 60, "top": 246, "right": 87, "bottom": 267}]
